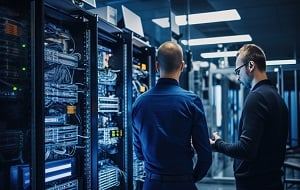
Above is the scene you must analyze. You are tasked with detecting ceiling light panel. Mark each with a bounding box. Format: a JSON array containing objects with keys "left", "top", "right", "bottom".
[
  {"left": 201, "top": 51, "right": 238, "bottom": 58},
  {"left": 152, "top": 17, "right": 169, "bottom": 28},
  {"left": 266, "top": 59, "right": 296, "bottom": 65},
  {"left": 181, "top": 34, "right": 252, "bottom": 46},
  {"left": 176, "top": 9, "right": 241, "bottom": 25},
  {"left": 152, "top": 9, "right": 240, "bottom": 28}
]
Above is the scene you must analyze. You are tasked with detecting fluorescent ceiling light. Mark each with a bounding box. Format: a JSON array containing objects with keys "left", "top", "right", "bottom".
[
  {"left": 152, "top": 9, "right": 240, "bottom": 28},
  {"left": 200, "top": 51, "right": 297, "bottom": 65},
  {"left": 152, "top": 17, "right": 169, "bottom": 28},
  {"left": 201, "top": 51, "right": 238, "bottom": 58},
  {"left": 176, "top": 9, "right": 240, "bottom": 25},
  {"left": 266, "top": 59, "right": 296, "bottom": 65},
  {"left": 181, "top": 34, "right": 252, "bottom": 46}
]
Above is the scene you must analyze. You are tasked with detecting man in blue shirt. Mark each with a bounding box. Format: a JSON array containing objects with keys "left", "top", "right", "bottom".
[
  {"left": 210, "top": 44, "right": 289, "bottom": 190},
  {"left": 132, "top": 41, "right": 212, "bottom": 190}
]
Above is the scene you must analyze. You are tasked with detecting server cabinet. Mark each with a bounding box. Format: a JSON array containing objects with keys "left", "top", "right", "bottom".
[
  {"left": 0, "top": 1, "right": 32, "bottom": 189},
  {"left": 95, "top": 15, "right": 155, "bottom": 189},
  {"left": 17, "top": 0, "right": 96, "bottom": 189},
  {"left": 131, "top": 37, "right": 156, "bottom": 101},
  {"left": 35, "top": 0, "right": 97, "bottom": 189},
  {"left": 96, "top": 17, "right": 128, "bottom": 190}
]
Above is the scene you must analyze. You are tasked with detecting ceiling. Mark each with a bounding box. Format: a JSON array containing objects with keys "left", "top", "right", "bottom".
[{"left": 95, "top": 0, "right": 300, "bottom": 66}]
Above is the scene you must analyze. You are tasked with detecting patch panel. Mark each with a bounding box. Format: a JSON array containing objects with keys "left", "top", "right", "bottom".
[
  {"left": 46, "top": 179, "right": 78, "bottom": 190},
  {"left": 98, "top": 69, "right": 118, "bottom": 86},
  {"left": 45, "top": 125, "right": 78, "bottom": 147},
  {"left": 133, "top": 154, "right": 145, "bottom": 180},
  {"left": 98, "top": 127, "right": 120, "bottom": 145},
  {"left": 45, "top": 114, "right": 67, "bottom": 125},
  {"left": 98, "top": 96, "right": 119, "bottom": 113},
  {"left": 45, "top": 48, "right": 79, "bottom": 67},
  {"left": 98, "top": 165, "right": 120, "bottom": 190},
  {"left": 45, "top": 82, "right": 78, "bottom": 92},
  {"left": 45, "top": 83, "right": 78, "bottom": 104}
]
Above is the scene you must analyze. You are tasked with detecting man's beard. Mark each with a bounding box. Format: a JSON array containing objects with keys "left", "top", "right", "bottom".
[{"left": 239, "top": 79, "right": 251, "bottom": 89}]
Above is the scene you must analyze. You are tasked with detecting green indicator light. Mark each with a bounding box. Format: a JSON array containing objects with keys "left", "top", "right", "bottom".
[
  {"left": 22, "top": 44, "right": 26, "bottom": 48},
  {"left": 13, "top": 86, "right": 18, "bottom": 91},
  {"left": 22, "top": 67, "right": 26, "bottom": 71}
]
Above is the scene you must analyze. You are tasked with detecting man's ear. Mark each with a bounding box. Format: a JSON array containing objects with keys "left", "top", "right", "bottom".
[
  {"left": 249, "top": 61, "right": 255, "bottom": 72},
  {"left": 180, "top": 61, "right": 185, "bottom": 72},
  {"left": 155, "top": 61, "right": 160, "bottom": 72}
]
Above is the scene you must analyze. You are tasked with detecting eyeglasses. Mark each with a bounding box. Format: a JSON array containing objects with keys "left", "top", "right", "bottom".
[{"left": 234, "top": 62, "right": 248, "bottom": 75}]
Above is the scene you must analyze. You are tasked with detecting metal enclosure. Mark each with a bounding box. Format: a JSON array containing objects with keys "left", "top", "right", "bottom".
[
  {"left": 0, "top": 1, "right": 156, "bottom": 189},
  {"left": 0, "top": 1, "right": 32, "bottom": 189}
]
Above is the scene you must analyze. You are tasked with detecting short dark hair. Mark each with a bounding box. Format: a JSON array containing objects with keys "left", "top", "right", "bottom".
[
  {"left": 237, "top": 44, "right": 266, "bottom": 71},
  {"left": 156, "top": 41, "right": 183, "bottom": 73}
]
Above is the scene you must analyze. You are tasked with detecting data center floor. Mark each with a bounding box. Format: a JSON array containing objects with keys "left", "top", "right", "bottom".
[{"left": 196, "top": 178, "right": 300, "bottom": 190}]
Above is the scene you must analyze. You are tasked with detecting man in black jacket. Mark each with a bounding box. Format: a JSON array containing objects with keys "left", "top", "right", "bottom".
[{"left": 210, "top": 44, "right": 288, "bottom": 190}]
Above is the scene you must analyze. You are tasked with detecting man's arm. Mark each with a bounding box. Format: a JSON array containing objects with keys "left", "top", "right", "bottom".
[
  {"left": 132, "top": 108, "right": 144, "bottom": 160},
  {"left": 210, "top": 92, "right": 266, "bottom": 161},
  {"left": 192, "top": 97, "right": 212, "bottom": 181}
]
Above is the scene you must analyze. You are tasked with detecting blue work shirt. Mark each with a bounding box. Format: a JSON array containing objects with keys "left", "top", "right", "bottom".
[{"left": 132, "top": 78, "right": 212, "bottom": 182}]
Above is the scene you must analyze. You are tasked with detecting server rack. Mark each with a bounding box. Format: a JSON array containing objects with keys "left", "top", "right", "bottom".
[
  {"left": 43, "top": 1, "right": 97, "bottom": 189},
  {"left": 0, "top": 1, "right": 32, "bottom": 189},
  {"left": 34, "top": 0, "right": 97, "bottom": 189},
  {"left": 1, "top": 1, "right": 156, "bottom": 188},
  {"left": 95, "top": 14, "right": 155, "bottom": 189},
  {"left": 131, "top": 37, "right": 156, "bottom": 100},
  {"left": 96, "top": 17, "right": 128, "bottom": 190}
]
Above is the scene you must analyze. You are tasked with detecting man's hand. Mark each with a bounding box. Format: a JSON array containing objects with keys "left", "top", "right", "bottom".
[{"left": 209, "top": 132, "right": 221, "bottom": 145}]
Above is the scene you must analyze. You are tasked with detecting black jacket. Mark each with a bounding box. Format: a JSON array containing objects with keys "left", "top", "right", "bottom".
[{"left": 214, "top": 79, "right": 288, "bottom": 188}]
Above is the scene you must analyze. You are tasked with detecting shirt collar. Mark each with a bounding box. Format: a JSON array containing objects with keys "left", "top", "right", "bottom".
[
  {"left": 157, "top": 78, "right": 179, "bottom": 86},
  {"left": 251, "top": 79, "right": 273, "bottom": 91}
]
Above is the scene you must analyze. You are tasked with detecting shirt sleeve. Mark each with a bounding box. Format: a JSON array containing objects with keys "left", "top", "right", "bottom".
[
  {"left": 191, "top": 96, "right": 212, "bottom": 182},
  {"left": 215, "top": 92, "right": 267, "bottom": 161},
  {"left": 132, "top": 103, "right": 144, "bottom": 160}
]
